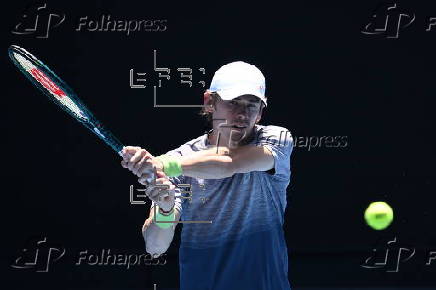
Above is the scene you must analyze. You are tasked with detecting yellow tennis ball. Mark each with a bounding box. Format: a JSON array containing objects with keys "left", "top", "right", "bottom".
[{"left": 364, "top": 202, "right": 394, "bottom": 230}]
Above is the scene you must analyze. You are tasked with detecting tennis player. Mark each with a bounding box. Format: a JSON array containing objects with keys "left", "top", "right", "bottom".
[{"left": 121, "top": 61, "right": 293, "bottom": 290}]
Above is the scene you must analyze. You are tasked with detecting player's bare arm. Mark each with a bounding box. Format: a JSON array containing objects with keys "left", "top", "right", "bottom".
[
  {"left": 122, "top": 144, "right": 274, "bottom": 180},
  {"left": 121, "top": 147, "right": 181, "bottom": 256},
  {"left": 142, "top": 206, "right": 181, "bottom": 258},
  {"left": 139, "top": 174, "right": 180, "bottom": 257},
  {"left": 178, "top": 144, "right": 274, "bottom": 178}
]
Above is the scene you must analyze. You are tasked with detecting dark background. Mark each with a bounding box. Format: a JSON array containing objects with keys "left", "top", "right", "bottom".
[{"left": 1, "top": 0, "right": 436, "bottom": 289}]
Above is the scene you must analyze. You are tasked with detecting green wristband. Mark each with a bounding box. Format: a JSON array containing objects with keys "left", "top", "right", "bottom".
[
  {"left": 157, "top": 155, "right": 183, "bottom": 177},
  {"left": 154, "top": 207, "right": 175, "bottom": 229}
]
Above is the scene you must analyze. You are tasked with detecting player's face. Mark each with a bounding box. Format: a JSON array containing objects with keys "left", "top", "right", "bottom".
[{"left": 213, "top": 94, "right": 263, "bottom": 141}]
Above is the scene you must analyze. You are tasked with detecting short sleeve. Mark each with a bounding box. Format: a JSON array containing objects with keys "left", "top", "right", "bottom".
[{"left": 255, "top": 125, "right": 293, "bottom": 181}]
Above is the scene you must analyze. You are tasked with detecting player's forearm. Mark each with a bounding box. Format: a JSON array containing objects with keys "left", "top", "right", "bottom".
[
  {"left": 142, "top": 208, "right": 180, "bottom": 257},
  {"left": 179, "top": 147, "right": 235, "bottom": 179}
]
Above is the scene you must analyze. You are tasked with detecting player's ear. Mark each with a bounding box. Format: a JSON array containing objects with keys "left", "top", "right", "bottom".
[
  {"left": 203, "top": 91, "right": 216, "bottom": 113},
  {"left": 255, "top": 104, "right": 264, "bottom": 124}
]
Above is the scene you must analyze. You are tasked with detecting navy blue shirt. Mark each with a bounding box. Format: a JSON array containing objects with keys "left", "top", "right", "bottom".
[{"left": 166, "top": 125, "right": 293, "bottom": 290}]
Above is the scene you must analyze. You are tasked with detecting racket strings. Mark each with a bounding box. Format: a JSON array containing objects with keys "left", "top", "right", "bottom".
[{"left": 12, "top": 52, "right": 88, "bottom": 121}]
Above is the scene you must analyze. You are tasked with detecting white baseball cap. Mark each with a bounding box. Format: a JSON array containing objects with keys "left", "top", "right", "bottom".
[{"left": 209, "top": 61, "right": 267, "bottom": 107}]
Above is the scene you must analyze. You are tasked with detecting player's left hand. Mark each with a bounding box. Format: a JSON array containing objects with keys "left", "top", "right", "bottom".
[{"left": 121, "top": 146, "right": 164, "bottom": 179}]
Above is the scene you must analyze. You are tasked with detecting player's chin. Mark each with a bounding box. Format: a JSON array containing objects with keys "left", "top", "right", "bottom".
[
  {"left": 233, "top": 132, "right": 246, "bottom": 142},
  {"left": 231, "top": 127, "right": 249, "bottom": 138}
]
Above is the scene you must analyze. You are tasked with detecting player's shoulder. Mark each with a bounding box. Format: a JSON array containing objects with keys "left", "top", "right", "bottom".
[
  {"left": 168, "top": 133, "right": 207, "bottom": 154},
  {"left": 255, "top": 124, "right": 292, "bottom": 137},
  {"left": 254, "top": 124, "right": 293, "bottom": 147},
  {"left": 183, "top": 134, "right": 207, "bottom": 148}
]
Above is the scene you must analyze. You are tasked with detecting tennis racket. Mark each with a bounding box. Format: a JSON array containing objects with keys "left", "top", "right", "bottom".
[{"left": 8, "top": 45, "right": 124, "bottom": 156}]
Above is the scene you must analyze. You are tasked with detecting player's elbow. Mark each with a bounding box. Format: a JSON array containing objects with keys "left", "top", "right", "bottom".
[
  {"left": 146, "top": 241, "right": 170, "bottom": 257},
  {"left": 142, "top": 223, "right": 175, "bottom": 257}
]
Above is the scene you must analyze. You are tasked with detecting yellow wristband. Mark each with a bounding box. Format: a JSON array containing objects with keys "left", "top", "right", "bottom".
[{"left": 153, "top": 206, "right": 175, "bottom": 229}]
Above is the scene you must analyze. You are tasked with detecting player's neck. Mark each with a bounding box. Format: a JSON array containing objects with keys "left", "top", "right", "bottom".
[{"left": 207, "top": 132, "right": 231, "bottom": 148}]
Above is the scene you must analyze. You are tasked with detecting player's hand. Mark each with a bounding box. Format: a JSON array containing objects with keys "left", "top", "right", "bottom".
[
  {"left": 120, "top": 146, "right": 164, "bottom": 178},
  {"left": 139, "top": 170, "right": 175, "bottom": 212}
]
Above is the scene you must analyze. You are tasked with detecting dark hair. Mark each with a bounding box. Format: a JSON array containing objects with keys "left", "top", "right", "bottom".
[
  {"left": 198, "top": 92, "right": 220, "bottom": 124},
  {"left": 198, "top": 91, "right": 266, "bottom": 126}
]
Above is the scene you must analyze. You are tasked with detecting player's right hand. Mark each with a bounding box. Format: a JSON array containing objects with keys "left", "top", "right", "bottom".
[
  {"left": 120, "top": 146, "right": 164, "bottom": 181},
  {"left": 139, "top": 170, "right": 176, "bottom": 212}
]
